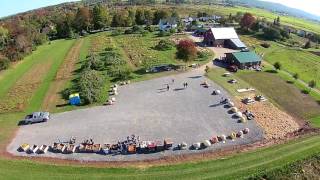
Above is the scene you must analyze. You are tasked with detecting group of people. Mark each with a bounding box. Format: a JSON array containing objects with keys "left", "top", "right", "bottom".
[{"left": 166, "top": 79, "right": 188, "bottom": 91}]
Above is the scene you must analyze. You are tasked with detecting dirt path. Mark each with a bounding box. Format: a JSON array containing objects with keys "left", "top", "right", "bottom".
[{"left": 42, "top": 39, "right": 84, "bottom": 111}]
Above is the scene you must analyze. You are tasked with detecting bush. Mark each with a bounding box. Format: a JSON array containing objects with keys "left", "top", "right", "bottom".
[
  {"left": 145, "top": 25, "right": 155, "bottom": 32},
  {"left": 263, "top": 27, "right": 282, "bottom": 40},
  {"left": 158, "top": 31, "right": 171, "bottom": 37},
  {"left": 176, "top": 39, "right": 198, "bottom": 62},
  {"left": 0, "top": 57, "right": 10, "bottom": 71},
  {"left": 124, "top": 29, "right": 133, "bottom": 34},
  {"left": 78, "top": 70, "right": 106, "bottom": 104},
  {"left": 274, "top": 62, "right": 282, "bottom": 70},
  {"left": 169, "top": 28, "right": 176, "bottom": 34},
  {"left": 197, "top": 51, "right": 209, "bottom": 59},
  {"left": 111, "top": 29, "right": 123, "bottom": 36},
  {"left": 261, "top": 42, "right": 271, "bottom": 48},
  {"left": 304, "top": 41, "right": 311, "bottom": 49},
  {"left": 155, "top": 40, "right": 174, "bottom": 51}
]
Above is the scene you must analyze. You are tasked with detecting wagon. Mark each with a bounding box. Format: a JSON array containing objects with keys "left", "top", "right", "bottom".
[
  {"left": 92, "top": 144, "right": 101, "bottom": 153},
  {"left": 202, "top": 140, "right": 211, "bottom": 148},
  {"left": 64, "top": 144, "right": 77, "bottom": 154},
  {"left": 127, "top": 144, "right": 136, "bottom": 154},
  {"left": 38, "top": 145, "right": 49, "bottom": 154},
  {"left": 53, "top": 143, "right": 66, "bottom": 153},
  {"left": 192, "top": 142, "right": 201, "bottom": 150},
  {"left": 110, "top": 144, "right": 119, "bottom": 154},
  {"left": 210, "top": 136, "right": 219, "bottom": 144},
  {"left": 178, "top": 142, "right": 188, "bottom": 150},
  {"left": 18, "top": 143, "right": 30, "bottom": 152},
  {"left": 164, "top": 138, "right": 173, "bottom": 150},
  {"left": 147, "top": 141, "right": 157, "bottom": 153},
  {"left": 28, "top": 144, "right": 39, "bottom": 154},
  {"left": 155, "top": 140, "right": 164, "bottom": 151},
  {"left": 101, "top": 144, "right": 111, "bottom": 154}
]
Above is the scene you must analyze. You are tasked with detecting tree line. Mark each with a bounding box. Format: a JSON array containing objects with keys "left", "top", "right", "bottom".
[{"left": 0, "top": 4, "right": 179, "bottom": 71}]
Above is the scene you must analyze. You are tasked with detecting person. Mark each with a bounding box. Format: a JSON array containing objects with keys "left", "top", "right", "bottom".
[
  {"left": 172, "top": 79, "right": 175, "bottom": 84},
  {"left": 186, "top": 82, "right": 188, "bottom": 88},
  {"left": 183, "top": 82, "right": 186, "bottom": 88},
  {"left": 167, "top": 84, "right": 170, "bottom": 91}
]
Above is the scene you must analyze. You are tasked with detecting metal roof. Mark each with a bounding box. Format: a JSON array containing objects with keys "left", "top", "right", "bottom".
[
  {"left": 231, "top": 51, "right": 262, "bottom": 63},
  {"left": 229, "top": 38, "right": 247, "bottom": 48},
  {"left": 210, "top": 27, "right": 239, "bottom": 40}
]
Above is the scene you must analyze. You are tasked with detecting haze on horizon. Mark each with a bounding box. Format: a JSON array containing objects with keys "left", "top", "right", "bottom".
[{"left": 0, "top": 0, "right": 319, "bottom": 18}]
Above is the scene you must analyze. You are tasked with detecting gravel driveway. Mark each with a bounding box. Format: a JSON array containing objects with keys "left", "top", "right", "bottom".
[{"left": 7, "top": 69, "right": 264, "bottom": 161}]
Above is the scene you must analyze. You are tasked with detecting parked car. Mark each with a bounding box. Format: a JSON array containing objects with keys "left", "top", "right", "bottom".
[{"left": 23, "top": 112, "right": 50, "bottom": 124}]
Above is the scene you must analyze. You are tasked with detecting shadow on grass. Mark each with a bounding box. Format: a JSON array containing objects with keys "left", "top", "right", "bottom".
[
  {"left": 265, "top": 69, "right": 278, "bottom": 73},
  {"left": 301, "top": 89, "right": 310, "bottom": 94},
  {"left": 287, "top": 80, "right": 294, "bottom": 84}
]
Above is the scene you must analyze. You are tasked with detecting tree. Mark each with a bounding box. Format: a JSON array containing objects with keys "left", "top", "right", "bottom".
[
  {"left": 263, "top": 27, "right": 282, "bottom": 40},
  {"left": 304, "top": 40, "right": 311, "bottom": 49},
  {"left": 144, "top": 9, "right": 154, "bottom": 25},
  {"left": 240, "top": 13, "right": 256, "bottom": 31},
  {"left": 153, "top": 10, "right": 169, "bottom": 24},
  {"left": 155, "top": 39, "right": 174, "bottom": 50},
  {"left": 308, "top": 80, "right": 316, "bottom": 92},
  {"left": 0, "top": 57, "right": 10, "bottom": 71},
  {"left": 176, "top": 39, "right": 197, "bottom": 62},
  {"left": 0, "top": 26, "right": 9, "bottom": 50},
  {"left": 74, "top": 7, "right": 91, "bottom": 32},
  {"left": 135, "top": 8, "right": 145, "bottom": 25},
  {"left": 92, "top": 4, "right": 110, "bottom": 30},
  {"left": 78, "top": 70, "right": 106, "bottom": 104},
  {"left": 274, "top": 62, "right": 282, "bottom": 71},
  {"left": 293, "top": 73, "right": 299, "bottom": 81}
]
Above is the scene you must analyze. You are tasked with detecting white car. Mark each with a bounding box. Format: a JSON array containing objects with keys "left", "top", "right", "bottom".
[{"left": 24, "top": 112, "right": 50, "bottom": 124}]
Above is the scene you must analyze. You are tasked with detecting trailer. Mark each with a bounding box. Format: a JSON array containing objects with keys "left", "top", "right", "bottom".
[
  {"left": 93, "top": 144, "right": 101, "bottom": 153},
  {"left": 127, "top": 144, "right": 136, "bottom": 154},
  {"left": 164, "top": 138, "right": 173, "bottom": 150},
  {"left": 101, "top": 144, "right": 111, "bottom": 154},
  {"left": 51, "top": 143, "right": 66, "bottom": 153},
  {"left": 64, "top": 144, "right": 77, "bottom": 154},
  {"left": 155, "top": 140, "right": 164, "bottom": 152},
  {"left": 18, "top": 143, "right": 30, "bottom": 152},
  {"left": 147, "top": 141, "right": 157, "bottom": 153},
  {"left": 38, "top": 145, "right": 49, "bottom": 154},
  {"left": 28, "top": 144, "right": 39, "bottom": 154}
]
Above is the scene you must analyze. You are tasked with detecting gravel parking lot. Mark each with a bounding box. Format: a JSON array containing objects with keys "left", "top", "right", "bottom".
[{"left": 7, "top": 69, "right": 264, "bottom": 161}]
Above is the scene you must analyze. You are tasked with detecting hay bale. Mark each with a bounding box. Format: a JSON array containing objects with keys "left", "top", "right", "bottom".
[
  {"left": 231, "top": 107, "right": 238, "bottom": 113},
  {"left": 237, "top": 130, "right": 244, "bottom": 138}
]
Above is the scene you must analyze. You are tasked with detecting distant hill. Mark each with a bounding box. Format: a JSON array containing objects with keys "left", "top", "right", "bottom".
[{"left": 231, "top": 0, "right": 320, "bottom": 22}]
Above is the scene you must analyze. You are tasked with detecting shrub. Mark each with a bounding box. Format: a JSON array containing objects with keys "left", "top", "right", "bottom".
[
  {"left": 263, "top": 27, "right": 282, "bottom": 40},
  {"left": 293, "top": 73, "right": 299, "bottom": 80},
  {"left": 176, "top": 39, "right": 198, "bottom": 62},
  {"left": 155, "top": 40, "right": 174, "bottom": 51},
  {"left": 169, "top": 28, "right": 176, "bottom": 34},
  {"left": 261, "top": 42, "right": 271, "bottom": 48},
  {"left": 158, "top": 31, "right": 171, "bottom": 37},
  {"left": 304, "top": 41, "right": 311, "bottom": 49},
  {"left": 0, "top": 57, "right": 10, "bottom": 71},
  {"left": 197, "top": 51, "right": 209, "bottom": 59},
  {"left": 111, "top": 29, "right": 123, "bottom": 36},
  {"left": 145, "top": 25, "right": 155, "bottom": 32},
  {"left": 124, "top": 29, "right": 133, "bottom": 34},
  {"left": 274, "top": 62, "right": 282, "bottom": 71},
  {"left": 78, "top": 70, "right": 106, "bottom": 104}
]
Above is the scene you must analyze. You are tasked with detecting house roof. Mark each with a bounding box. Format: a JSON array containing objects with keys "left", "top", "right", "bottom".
[
  {"left": 229, "top": 38, "right": 247, "bottom": 48},
  {"left": 231, "top": 51, "right": 262, "bottom": 63},
  {"left": 210, "top": 27, "right": 239, "bottom": 40}
]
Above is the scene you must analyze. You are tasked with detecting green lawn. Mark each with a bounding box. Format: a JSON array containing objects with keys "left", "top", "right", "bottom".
[
  {"left": 176, "top": 5, "right": 320, "bottom": 34},
  {"left": 0, "top": 134, "right": 319, "bottom": 179}
]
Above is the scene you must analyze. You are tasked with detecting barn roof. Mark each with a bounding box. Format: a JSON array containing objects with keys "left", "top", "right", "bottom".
[
  {"left": 229, "top": 38, "right": 247, "bottom": 48},
  {"left": 210, "top": 27, "right": 239, "bottom": 40},
  {"left": 231, "top": 51, "right": 262, "bottom": 63}
]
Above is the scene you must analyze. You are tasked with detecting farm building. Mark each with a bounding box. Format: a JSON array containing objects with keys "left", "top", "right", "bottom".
[
  {"left": 203, "top": 27, "right": 246, "bottom": 50},
  {"left": 225, "top": 51, "right": 262, "bottom": 69},
  {"left": 159, "top": 18, "right": 178, "bottom": 31}
]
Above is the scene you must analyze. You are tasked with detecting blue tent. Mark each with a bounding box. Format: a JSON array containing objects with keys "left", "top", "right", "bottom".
[{"left": 69, "top": 93, "right": 81, "bottom": 105}]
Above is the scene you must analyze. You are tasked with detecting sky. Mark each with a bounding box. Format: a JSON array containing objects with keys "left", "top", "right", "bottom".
[
  {"left": 0, "top": 0, "right": 78, "bottom": 18},
  {"left": 0, "top": 0, "right": 319, "bottom": 18},
  {"left": 262, "top": 0, "right": 320, "bottom": 16}
]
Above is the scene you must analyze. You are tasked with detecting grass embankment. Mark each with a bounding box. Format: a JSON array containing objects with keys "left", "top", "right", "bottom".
[
  {"left": 241, "top": 35, "right": 320, "bottom": 90},
  {"left": 0, "top": 39, "right": 75, "bottom": 149},
  {"left": 206, "top": 67, "right": 320, "bottom": 126},
  {"left": 0, "top": 135, "right": 319, "bottom": 179}
]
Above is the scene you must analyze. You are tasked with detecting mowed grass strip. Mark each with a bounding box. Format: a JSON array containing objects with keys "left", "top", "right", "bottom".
[
  {"left": 237, "top": 72, "right": 320, "bottom": 120},
  {"left": 42, "top": 38, "right": 85, "bottom": 111},
  {"left": 0, "top": 135, "right": 319, "bottom": 179}
]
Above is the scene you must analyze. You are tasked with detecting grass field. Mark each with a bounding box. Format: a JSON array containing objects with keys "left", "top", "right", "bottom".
[
  {"left": 0, "top": 134, "right": 319, "bottom": 179},
  {"left": 240, "top": 35, "right": 320, "bottom": 90},
  {"left": 174, "top": 5, "right": 320, "bottom": 34},
  {"left": 206, "top": 67, "right": 320, "bottom": 126}
]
